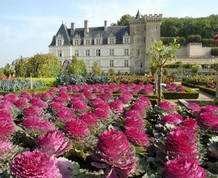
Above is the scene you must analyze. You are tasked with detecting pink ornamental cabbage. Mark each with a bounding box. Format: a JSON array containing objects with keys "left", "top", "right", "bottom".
[
  {"left": 37, "top": 130, "right": 70, "bottom": 157},
  {"left": 187, "top": 103, "right": 201, "bottom": 115},
  {"left": 201, "top": 105, "right": 218, "bottom": 115},
  {"left": 0, "top": 140, "right": 14, "bottom": 162},
  {"left": 20, "top": 91, "right": 32, "bottom": 100},
  {"left": 80, "top": 112, "right": 98, "bottom": 127},
  {"left": 160, "top": 113, "right": 183, "bottom": 125},
  {"left": 22, "top": 116, "right": 55, "bottom": 132},
  {"left": 165, "top": 126, "right": 199, "bottom": 160},
  {"left": 0, "top": 109, "right": 15, "bottom": 138},
  {"left": 109, "top": 100, "right": 125, "bottom": 114},
  {"left": 11, "top": 150, "right": 60, "bottom": 178},
  {"left": 64, "top": 119, "right": 89, "bottom": 141},
  {"left": 50, "top": 101, "right": 66, "bottom": 112},
  {"left": 23, "top": 106, "right": 44, "bottom": 117},
  {"left": 124, "top": 127, "right": 149, "bottom": 148},
  {"left": 198, "top": 112, "right": 218, "bottom": 129},
  {"left": 158, "top": 101, "right": 176, "bottom": 113},
  {"left": 181, "top": 118, "right": 200, "bottom": 133},
  {"left": 93, "top": 130, "right": 136, "bottom": 177},
  {"left": 56, "top": 107, "right": 75, "bottom": 122},
  {"left": 30, "top": 97, "right": 48, "bottom": 108},
  {"left": 124, "top": 116, "right": 144, "bottom": 130},
  {"left": 119, "top": 92, "right": 133, "bottom": 104},
  {"left": 4, "top": 93, "right": 19, "bottom": 104},
  {"left": 14, "top": 97, "right": 29, "bottom": 109},
  {"left": 94, "top": 103, "right": 111, "bottom": 119},
  {"left": 164, "top": 158, "right": 206, "bottom": 178}
]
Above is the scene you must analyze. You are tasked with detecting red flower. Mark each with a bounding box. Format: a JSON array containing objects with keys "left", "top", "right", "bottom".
[
  {"left": 119, "top": 92, "right": 133, "bottom": 104},
  {"left": 37, "top": 130, "right": 70, "bottom": 157},
  {"left": 64, "top": 119, "right": 89, "bottom": 141},
  {"left": 41, "top": 92, "right": 53, "bottom": 101},
  {"left": 198, "top": 112, "right": 218, "bottom": 129},
  {"left": 201, "top": 105, "right": 218, "bottom": 114},
  {"left": 94, "top": 103, "right": 110, "bottom": 119},
  {"left": 4, "top": 93, "right": 19, "bottom": 104},
  {"left": 30, "top": 97, "right": 48, "bottom": 108},
  {"left": 165, "top": 126, "right": 199, "bottom": 160},
  {"left": 20, "top": 92, "right": 32, "bottom": 100},
  {"left": 23, "top": 106, "right": 44, "bottom": 117},
  {"left": 164, "top": 158, "right": 206, "bottom": 178},
  {"left": 160, "top": 113, "right": 183, "bottom": 125},
  {"left": 71, "top": 98, "right": 88, "bottom": 112},
  {"left": 11, "top": 150, "right": 60, "bottom": 178},
  {"left": 124, "top": 127, "right": 149, "bottom": 148},
  {"left": 49, "top": 101, "right": 65, "bottom": 112},
  {"left": 93, "top": 130, "right": 136, "bottom": 176}
]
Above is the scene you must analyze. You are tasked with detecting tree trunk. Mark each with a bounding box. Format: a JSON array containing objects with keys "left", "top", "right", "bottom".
[{"left": 157, "top": 70, "right": 162, "bottom": 104}]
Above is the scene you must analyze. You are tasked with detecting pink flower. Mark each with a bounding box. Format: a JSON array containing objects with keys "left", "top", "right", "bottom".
[
  {"left": 164, "top": 158, "right": 206, "bottom": 178},
  {"left": 92, "top": 130, "right": 136, "bottom": 177},
  {"left": 124, "top": 127, "right": 149, "bottom": 148},
  {"left": 80, "top": 112, "right": 98, "bottom": 127},
  {"left": 53, "top": 96, "right": 67, "bottom": 103},
  {"left": 165, "top": 126, "right": 199, "bottom": 160},
  {"left": 181, "top": 118, "right": 199, "bottom": 133},
  {"left": 160, "top": 113, "right": 183, "bottom": 125},
  {"left": 58, "top": 91, "right": 69, "bottom": 100},
  {"left": 56, "top": 157, "right": 75, "bottom": 178},
  {"left": 187, "top": 103, "right": 201, "bottom": 115},
  {"left": 0, "top": 140, "right": 14, "bottom": 162},
  {"left": 0, "top": 109, "right": 15, "bottom": 138},
  {"left": 41, "top": 92, "right": 53, "bottom": 101},
  {"left": 201, "top": 105, "right": 218, "bottom": 114},
  {"left": 20, "top": 92, "right": 32, "bottom": 100},
  {"left": 65, "top": 119, "right": 89, "bottom": 141},
  {"left": 37, "top": 130, "right": 70, "bottom": 157},
  {"left": 71, "top": 98, "right": 88, "bottom": 112},
  {"left": 4, "top": 93, "right": 18, "bottom": 104},
  {"left": 22, "top": 116, "right": 55, "bottom": 132},
  {"left": 11, "top": 150, "right": 60, "bottom": 178},
  {"left": 56, "top": 107, "right": 75, "bottom": 122},
  {"left": 159, "top": 101, "right": 176, "bottom": 113},
  {"left": 139, "top": 84, "right": 154, "bottom": 95}
]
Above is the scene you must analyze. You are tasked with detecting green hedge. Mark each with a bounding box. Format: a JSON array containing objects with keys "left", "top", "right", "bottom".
[
  {"left": 162, "top": 87, "right": 199, "bottom": 99},
  {"left": 199, "top": 85, "right": 216, "bottom": 96},
  {"left": 181, "top": 82, "right": 199, "bottom": 88}
]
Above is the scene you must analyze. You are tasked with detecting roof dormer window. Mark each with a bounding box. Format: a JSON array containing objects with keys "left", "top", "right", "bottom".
[
  {"left": 108, "top": 33, "right": 116, "bottom": 44},
  {"left": 56, "top": 34, "right": 64, "bottom": 46},
  {"left": 123, "top": 32, "right": 130, "bottom": 44}
]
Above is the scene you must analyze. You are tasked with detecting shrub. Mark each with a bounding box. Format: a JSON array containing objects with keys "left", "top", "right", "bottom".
[
  {"left": 187, "top": 34, "right": 202, "bottom": 43},
  {"left": 211, "top": 47, "right": 218, "bottom": 56}
]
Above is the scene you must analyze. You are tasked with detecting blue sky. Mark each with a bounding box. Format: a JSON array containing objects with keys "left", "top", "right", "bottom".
[{"left": 0, "top": 0, "right": 218, "bottom": 67}]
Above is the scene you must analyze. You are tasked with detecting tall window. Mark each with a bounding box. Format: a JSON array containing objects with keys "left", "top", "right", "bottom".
[
  {"left": 124, "top": 60, "right": 129, "bottom": 67},
  {"left": 109, "top": 38, "right": 115, "bottom": 44},
  {"left": 137, "top": 49, "right": 140, "bottom": 56},
  {"left": 85, "top": 50, "right": 90, "bottom": 56},
  {"left": 96, "top": 49, "right": 101, "bottom": 56},
  {"left": 74, "top": 39, "right": 80, "bottom": 45},
  {"left": 95, "top": 38, "right": 101, "bottom": 45},
  {"left": 75, "top": 50, "right": 79, "bottom": 57},
  {"left": 57, "top": 39, "right": 62, "bottom": 46},
  {"left": 110, "top": 49, "right": 114, "bottom": 56},
  {"left": 85, "top": 39, "right": 91, "bottom": 45},
  {"left": 124, "top": 49, "right": 129, "bottom": 56},
  {"left": 123, "top": 37, "right": 130, "bottom": 44},
  {"left": 57, "top": 50, "right": 62, "bottom": 57},
  {"left": 110, "top": 60, "right": 114, "bottom": 67}
]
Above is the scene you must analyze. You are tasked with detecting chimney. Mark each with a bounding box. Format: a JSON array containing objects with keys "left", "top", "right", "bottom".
[
  {"left": 71, "top": 22, "right": 75, "bottom": 31},
  {"left": 84, "top": 20, "right": 89, "bottom": 33},
  {"left": 104, "top": 20, "right": 107, "bottom": 31}
]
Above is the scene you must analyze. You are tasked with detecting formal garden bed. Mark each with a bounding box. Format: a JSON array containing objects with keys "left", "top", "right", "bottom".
[{"left": 0, "top": 83, "right": 218, "bottom": 177}]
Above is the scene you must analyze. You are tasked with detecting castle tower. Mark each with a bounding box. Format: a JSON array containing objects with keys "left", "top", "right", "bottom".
[{"left": 129, "top": 12, "right": 162, "bottom": 74}]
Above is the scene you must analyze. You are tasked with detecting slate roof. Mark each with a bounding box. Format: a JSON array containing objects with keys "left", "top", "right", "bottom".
[{"left": 49, "top": 23, "right": 130, "bottom": 46}]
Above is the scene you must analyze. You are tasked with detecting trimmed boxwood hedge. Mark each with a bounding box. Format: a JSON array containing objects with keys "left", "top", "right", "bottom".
[
  {"left": 163, "top": 86, "right": 199, "bottom": 99},
  {"left": 198, "top": 85, "right": 216, "bottom": 96}
]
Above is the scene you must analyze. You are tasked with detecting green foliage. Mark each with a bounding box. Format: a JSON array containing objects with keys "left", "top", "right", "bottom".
[
  {"left": 31, "top": 78, "right": 56, "bottom": 87},
  {"left": 161, "top": 36, "right": 186, "bottom": 45},
  {"left": 92, "top": 61, "right": 101, "bottom": 75},
  {"left": 161, "top": 15, "right": 218, "bottom": 39},
  {"left": 4, "top": 63, "right": 14, "bottom": 77},
  {"left": 26, "top": 53, "right": 61, "bottom": 77},
  {"left": 117, "top": 14, "right": 133, "bottom": 26},
  {"left": 211, "top": 47, "right": 218, "bottom": 56},
  {"left": 0, "top": 68, "right": 5, "bottom": 77},
  {"left": 163, "top": 87, "right": 199, "bottom": 99},
  {"left": 182, "top": 76, "right": 216, "bottom": 85},
  {"left": 14, "top": 59, "right": 29, "bottom": 77},
  {"left": 69, "top": 56, "right": 87, "bottom": 76},
  {"left": 191, "top": 64, "right": 202, "bottom": 76},
  {"left": 199, "top": 85, "right": 216, "bottom": 96},
  {"left": 0, "top": 79, "right": 45, "bottom": 92},
  {"left": 202, "top": 38, "right": 215, "bottom": 47},
  {"left": 85, "top": 73, "right": 111, "bottom": 84},
  {"left": 108, "top": 68, "right": 115, "bottom": 76},
  {"left": 187, "top": 34, "right": 202, "bottom": 43}
]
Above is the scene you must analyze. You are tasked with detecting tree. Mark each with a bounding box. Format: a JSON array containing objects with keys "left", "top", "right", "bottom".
[
  {"left": 117, "top": 14, "right": 133, "bottom": 26},
  {"left": 92, "top": 61, "right": 101, "bottom": 75},
  {"left": 191, "top": 64, "right": 202, "bottom": 76},
  {"left": 4, "top": 63, "right": 14, "bottom": 77},
  {"left": 69, "top": 56, "right": 87, "bottom": 76},
  {"left": 27, "top": 54, "right": 61, "bottom": 77},
  {"left": 147, "top": 39, "right": 180, "bottom": 104},
  {"left": 14, "top": 59, "right": 29, "bottom": 77}
]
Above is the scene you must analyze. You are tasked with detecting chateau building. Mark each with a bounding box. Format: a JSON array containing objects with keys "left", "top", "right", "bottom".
[{"left": 49, "top": 11, "right": 162, "bottom": 74}]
